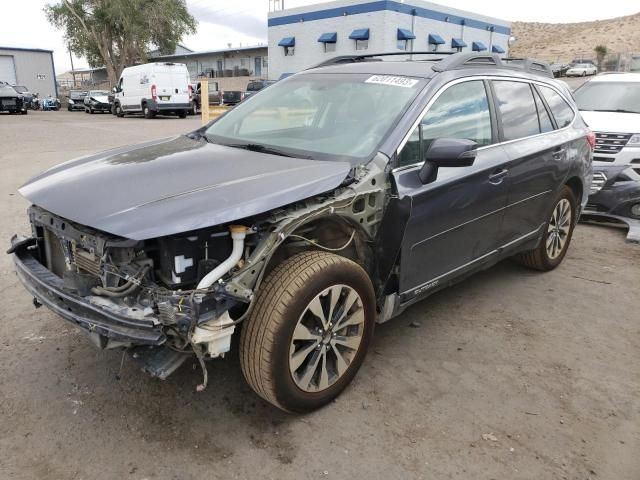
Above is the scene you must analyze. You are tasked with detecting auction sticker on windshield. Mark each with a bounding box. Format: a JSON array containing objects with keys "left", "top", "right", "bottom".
[{"left": 365, "top": 75, "right": 419, "bottom": 88}]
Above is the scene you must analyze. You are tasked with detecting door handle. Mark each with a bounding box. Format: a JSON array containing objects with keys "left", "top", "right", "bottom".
[
  {"left": 552, "top": 148, "right": 566, "bottom": 159},
  {"left": 488, "top": 168, "right": 508, "bottom": 184}
]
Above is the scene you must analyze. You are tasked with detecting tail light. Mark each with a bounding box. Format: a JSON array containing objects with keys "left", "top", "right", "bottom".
[
  {"left": 151, "top": 84, "right": 157, "bottom": 101},
  {"left": 587, "top": 131, "right": 596, "bottom": 150}
]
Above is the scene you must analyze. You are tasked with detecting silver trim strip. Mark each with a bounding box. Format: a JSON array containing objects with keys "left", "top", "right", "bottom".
[{"left": 402, "top": 226, "right": 543, "bottom": 298}]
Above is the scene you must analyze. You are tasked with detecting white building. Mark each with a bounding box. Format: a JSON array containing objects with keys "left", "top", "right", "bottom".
[{"left": 268, "top": 0, "right": 511, "bottom": 79}]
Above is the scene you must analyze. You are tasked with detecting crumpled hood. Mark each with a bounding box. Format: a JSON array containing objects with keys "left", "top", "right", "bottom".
[
  {"left": 580, "top": 111, "right": 640, "bottom": 134},
  {"left": 19, "top": 136, "right": 351, "bottom": 240}
]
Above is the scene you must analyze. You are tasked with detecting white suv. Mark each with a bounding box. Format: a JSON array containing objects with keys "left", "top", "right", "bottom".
[{"left": 574, "top": 73, "right": 640, "bottom": 173}]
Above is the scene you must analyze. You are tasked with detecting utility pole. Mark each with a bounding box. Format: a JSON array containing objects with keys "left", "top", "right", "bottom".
[{"left": 68, "top": 44, "right": 76, "bottom": 88}]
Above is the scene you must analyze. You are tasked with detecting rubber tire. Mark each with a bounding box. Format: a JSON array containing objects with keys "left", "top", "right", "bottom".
[
  {"left": 21, "top": 109, "right": 27, "bottom": 115},
  {"left": 89, "top": 107, "right": 94, "bottom": 114},
  {"left": 190, "top": 101, "right": 198, "bottom": 115},
  {"left": 514, "top": 186, "right": 577, "bottom": 271},
  {"left": 240, "top": 251, "right": 376, "bottom": 413},
  {"left": 178, "top": 110, "right": 187, "bottom": 118},
  {"left": 67, "top": 105, "right": 72, "bottom": 112},
  {"left": 115, "top": 104, "right": 124, "bottom": 117},
  {"left": 143, "top": 105, "right": 155, "bottom": 119}
]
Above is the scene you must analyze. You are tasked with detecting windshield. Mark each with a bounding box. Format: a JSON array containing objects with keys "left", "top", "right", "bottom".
[
  {"left": 574, "top": 81, "right": 640, "bottom": 113},
  {"left": 89, "top": 90, "right": 109, "bottom": 96},
  {"left": 205, "top": 73, "right": 424, "bottom": 162},
  {"left": 13, "top": 86, "right": 28, "bottom": 93},
  {"left": 573, "top": 64, "right": 590, "bottom": 68}
]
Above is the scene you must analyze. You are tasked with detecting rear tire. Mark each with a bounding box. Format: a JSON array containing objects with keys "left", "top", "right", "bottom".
[
  {"left": 178, "top": 110, "right": 187, "bottom": 118},
  {"left": 190, "top": 101, "right": 198, "bottom": 115},
  {"left": 240, "top": 251, "right": 376, "bottom": 413},
  {"left": 514, "top": 186, "right": 576, "bottom": 271},
  {"left": 143, "top": 105, "right": 155, "bottom": 119}
]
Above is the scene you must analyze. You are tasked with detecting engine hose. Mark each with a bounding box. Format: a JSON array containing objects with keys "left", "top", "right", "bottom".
[
  {"left": 102, "top": 265, "right": 147, "bottom": 292},
  {"left": 92, "top": 266, "right": 150, "bottom": 297}
]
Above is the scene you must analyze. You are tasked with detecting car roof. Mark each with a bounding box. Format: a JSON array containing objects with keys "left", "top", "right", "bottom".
[
  {"left": 303, "top": 60, "right": 560, "bottom": 87},
  {"left": 588, "top": 73, "right": 640, "bottom": 83}
]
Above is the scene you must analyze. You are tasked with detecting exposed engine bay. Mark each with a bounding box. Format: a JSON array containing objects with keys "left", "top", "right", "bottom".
[{"left": 13, "top": 155, "right": 391, "bottom": 388}]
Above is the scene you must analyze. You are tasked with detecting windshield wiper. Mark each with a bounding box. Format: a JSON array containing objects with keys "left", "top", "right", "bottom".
[
  {"left": 589, "top": 109, "right": 640, "bottom": 114},
  {"left": 224, "top": 143, "right": 310, "bottom": 159}
]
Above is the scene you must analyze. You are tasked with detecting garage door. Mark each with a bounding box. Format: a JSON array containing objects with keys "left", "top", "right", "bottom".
[{"left": 0, "top": 56, "right": 17, "bottom": 85}]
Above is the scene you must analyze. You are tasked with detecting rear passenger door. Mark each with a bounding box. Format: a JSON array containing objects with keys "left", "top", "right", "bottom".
[{"left": 491, "top": 80, "right": 569, "bottom": 247}]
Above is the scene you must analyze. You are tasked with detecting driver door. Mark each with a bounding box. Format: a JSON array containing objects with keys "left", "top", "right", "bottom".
[{"left": 392, "top": 79, "right": 510, "bottom": 300}]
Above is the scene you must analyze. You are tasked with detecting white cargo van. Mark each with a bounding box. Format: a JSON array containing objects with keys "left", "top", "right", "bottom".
[{"left": 113, "top": 63, "right": 191, "bottom": 119}]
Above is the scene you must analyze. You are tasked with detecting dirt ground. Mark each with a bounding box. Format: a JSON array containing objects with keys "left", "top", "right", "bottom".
[{"left": 0, "top": 111, "right": 638, "bottom": 480}]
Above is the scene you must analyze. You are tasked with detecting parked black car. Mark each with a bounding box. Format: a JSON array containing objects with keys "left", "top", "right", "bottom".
[
  {"left": 12, "top": 85, "right": 33, "bottom": 107},
  {"left": 189, "top": 81, "right": 244, "bottom": 114},
  {"left": 83, "top": 90, "right": 112, "bottom": 113},
  {"left": 10, "top": 52, "right": 592, "bottom": 412},
  {"left": 244, "top": 79, "right": 276, "bottom": 99},
  {"left": 66, "top": 90, "right": 88, "bottom": 111},
  {"left": 0, "top": 83, "right": 28, "bottom": 114},
  {"left": 550, "top": 63, "right": 570, "bottom": 78}
]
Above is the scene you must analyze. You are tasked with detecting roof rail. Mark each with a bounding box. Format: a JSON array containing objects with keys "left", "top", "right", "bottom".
[
  {"left": 432, "top": 53, "right": 554, "bottom": 78},
  {"left": 310, "top": 51, "right": 457, "bottom": 69}
]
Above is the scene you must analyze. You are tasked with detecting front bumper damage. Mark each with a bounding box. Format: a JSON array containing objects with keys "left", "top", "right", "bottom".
[
  {"left": 11, "top": 235, "right": 166, "bottom": 346},
  {"left": 9, "top": 233, "right": 238, "bottom": 383}
]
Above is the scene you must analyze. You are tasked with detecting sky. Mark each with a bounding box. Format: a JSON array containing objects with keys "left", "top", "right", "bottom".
[{"left": 1, "top": 0, "right": 638, "bottom": 74}]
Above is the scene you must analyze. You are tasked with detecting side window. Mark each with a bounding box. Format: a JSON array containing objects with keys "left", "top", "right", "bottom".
[
  {"left": 493, "top": 81, "right": 540, "bottom": 141},
  {"left": 539, "top": 86, "right": 575, "bottom": 128},
  {"left": 533, "top": 88, "right": 554, "bottom": 133},
  {"left": 397, "top": 80, "right": 493, "bottom": 167}
]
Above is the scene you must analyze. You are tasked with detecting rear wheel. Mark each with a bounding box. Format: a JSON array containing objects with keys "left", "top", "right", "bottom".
[
  {"left": 240, "top": 251, "right": 376, "bottom": 413},
  {"left": 143, "top": 105, "right": 156, "bottom": 119},
  {"left": 515, "top": 186, "right": 576, "bottom": 271},
  {"left": 178, "top": 110, "right": 187, "bottom": 118},
  {"left": 190, "top": 101, "right": 198, "bottom": 115}
]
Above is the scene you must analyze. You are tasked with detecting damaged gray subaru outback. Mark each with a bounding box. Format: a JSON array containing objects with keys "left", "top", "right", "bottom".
[{"left": 10, "top": 52, "right": 592, "bottom": 412}]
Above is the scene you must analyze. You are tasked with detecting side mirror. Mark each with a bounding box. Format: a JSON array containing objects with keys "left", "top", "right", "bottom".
[
  {"left": 111, "top": 86, "right": 117, "bottom": 93},
  {"left": 418, "top": 137, "right": 477, "bottom": 184}
]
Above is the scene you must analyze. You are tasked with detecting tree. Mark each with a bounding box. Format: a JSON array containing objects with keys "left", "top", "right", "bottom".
[
  {"left": 45, "top": 0, "right": 197, "bottom": 85},
  {"left": 594, "top": 45, "right": 608, "bottom": 70}
]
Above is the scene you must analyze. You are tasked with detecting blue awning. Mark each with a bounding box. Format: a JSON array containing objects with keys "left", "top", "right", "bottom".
[
  {"left": 318, "top": 32, "right": 337, "bottom": 43},
  {"left": 278, "top": 37, "right": 295, "bottom": 47},
  {"left": 492, "top": 45, "right": 505, "bottom": 54},
  {"left": 428, "top": 34, "right": 445, "bottom": 45},
  {"left": 451, "top": 38, "right": 467, "bottom": 48},
  {"left": 398, "top": 28, "right": 416, "bottom": 41},
  {"left": 349, "top": 28, "right": 370, "bottom": 40},
  {"left": 472, "top": 41, "right": 487, "bottom": 52}
]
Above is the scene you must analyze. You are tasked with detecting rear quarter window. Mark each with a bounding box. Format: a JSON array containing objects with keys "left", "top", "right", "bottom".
[{"left": 539, "top": 86, "right": 575, "bottom": 128}]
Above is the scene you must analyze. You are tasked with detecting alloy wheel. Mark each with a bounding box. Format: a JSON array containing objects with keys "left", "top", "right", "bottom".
[
  {"left": 546, "top": 198, "right": 572, "bottom": 260},
  {"left": 289, "top": 284, "right": 365, "bottom": 393}
]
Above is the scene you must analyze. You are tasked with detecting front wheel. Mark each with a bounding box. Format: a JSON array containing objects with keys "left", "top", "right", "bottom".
[
  {"left": 115, "top": 104, "right": 124, "bottom": 117},
  {"left": 514, "top": 186, "right": 576, "bottom": 271},
  {"left": 240, "top": 251, "right": 376, "bottom": 413}
]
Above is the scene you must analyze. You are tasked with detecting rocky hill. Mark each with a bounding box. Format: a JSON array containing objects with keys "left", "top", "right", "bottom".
[{"left": 510, "top": 12, "right": 640, "bottom": 63}]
